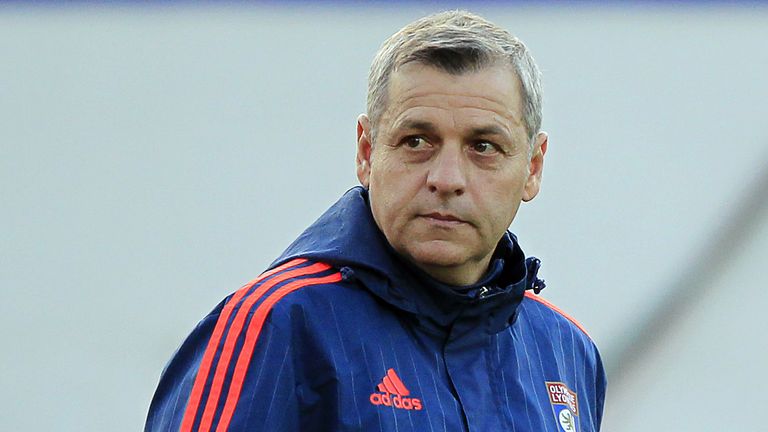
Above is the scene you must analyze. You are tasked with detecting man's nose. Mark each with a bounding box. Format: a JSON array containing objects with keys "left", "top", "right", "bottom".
[{"left": 426, "top": 144, "right": 467, "bottom": 196}]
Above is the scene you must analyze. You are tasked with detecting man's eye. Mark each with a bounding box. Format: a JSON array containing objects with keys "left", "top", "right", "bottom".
[
  {"left": 403, "top": 136, "right": 427, "bottom": 149},
  {"left": 471, "top": 141, "right": 499, "bottom": 154}
]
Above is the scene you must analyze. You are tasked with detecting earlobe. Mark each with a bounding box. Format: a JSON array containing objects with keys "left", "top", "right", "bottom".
[
  {"left": 522, "top": 132, "right": 548, "bottom": 202},
  {"left": 356, "top": 114, "right": 373, "bottom": 188}
]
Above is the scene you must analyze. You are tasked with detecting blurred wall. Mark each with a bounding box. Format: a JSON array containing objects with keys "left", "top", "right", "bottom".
[{"left": 1, "top": 3, "right": 766, "bottom": 431}]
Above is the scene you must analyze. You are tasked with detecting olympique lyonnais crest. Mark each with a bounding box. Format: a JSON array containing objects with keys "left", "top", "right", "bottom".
[{"left": 545, "top": 381, "right": 579, "bottom": 432}]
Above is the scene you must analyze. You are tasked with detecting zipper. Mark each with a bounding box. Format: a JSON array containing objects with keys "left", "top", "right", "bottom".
[{"left": 477, "top": 286, "right": 492, "bottom": 299}]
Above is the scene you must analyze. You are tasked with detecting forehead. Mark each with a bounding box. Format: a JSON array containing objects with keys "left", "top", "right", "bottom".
[{"left": 382, "top": 63, "right": 525, "bottom": 133}]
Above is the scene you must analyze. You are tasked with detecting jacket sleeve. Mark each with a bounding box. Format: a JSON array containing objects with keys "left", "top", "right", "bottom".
[
  {"left": 594, "top": 346, "right": 608, "bottom": 431},
  {"left": 144, "top": 296, "right": 299, "bottom": 432}
]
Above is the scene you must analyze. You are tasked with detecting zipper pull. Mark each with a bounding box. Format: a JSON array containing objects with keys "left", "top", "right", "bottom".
[{"left": 340, "top": 266, "right": 356, "bottom": 281}]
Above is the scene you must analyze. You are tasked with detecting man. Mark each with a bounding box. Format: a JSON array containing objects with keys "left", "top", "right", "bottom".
[{"left": 146, "top": 10, "right": 606, "bottom": 432}]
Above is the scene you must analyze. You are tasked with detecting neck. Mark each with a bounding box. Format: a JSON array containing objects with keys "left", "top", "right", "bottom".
[{"left": 411, "top": 258, "right": 491, "bottom": 287}]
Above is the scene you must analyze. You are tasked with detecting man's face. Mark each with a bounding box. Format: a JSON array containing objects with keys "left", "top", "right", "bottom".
[{"left": 356, "top": 63, "right": 547, "bottom": 285}]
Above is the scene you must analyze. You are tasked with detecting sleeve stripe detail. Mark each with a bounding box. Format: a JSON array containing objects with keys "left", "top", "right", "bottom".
[
  {"left": 179, "top": 258, "right": 310, "bottom": 432},
  {"left": 215, "top": 271, "right": 343, "bottom": 432},
  {"left": 196, "top": 262, "right": 333, "bottom": 432},
  {"left": 523, "top": 291, "right": 592, "bottom": 338}
]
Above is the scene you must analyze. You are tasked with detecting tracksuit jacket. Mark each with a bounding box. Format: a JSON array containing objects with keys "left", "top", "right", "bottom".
[{"left": 145, "top": 186, "right": 607, "bottom": 432}]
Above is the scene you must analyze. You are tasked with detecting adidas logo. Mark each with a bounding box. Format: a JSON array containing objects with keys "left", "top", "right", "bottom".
[{"left": 369, "top": 368, "right": 423, "bottom": 411}]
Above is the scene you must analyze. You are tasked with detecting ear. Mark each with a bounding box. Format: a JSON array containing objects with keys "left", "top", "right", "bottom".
[
  {"left": 522, "top": 131, "right": 548, "bottom": 202},
  {"left": 356, "top": 114, "right": 374, "bottom": 188}
]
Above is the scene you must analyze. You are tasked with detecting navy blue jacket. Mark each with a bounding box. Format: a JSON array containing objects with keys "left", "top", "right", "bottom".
[{"left": 145, "top": 187, "right": 606, "bottom": 432}]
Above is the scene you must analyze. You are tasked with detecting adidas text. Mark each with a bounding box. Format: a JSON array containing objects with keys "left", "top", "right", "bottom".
[{"left": 369, "top": 392, "right": 423, "bottom": 410}]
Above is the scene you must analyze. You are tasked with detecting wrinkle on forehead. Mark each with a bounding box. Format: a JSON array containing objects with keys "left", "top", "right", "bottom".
[
  {"left": 390, "top": 106, "right": 520, "bottom": 141},
  {"left": 394, "top": 92, "right": 522, "bottom": 124},
  {"left": 382, "top": 64, "right": 527, "bottom": 136},
  {"left": 402, "top": 91, "right": 519, "bottom": 115}
]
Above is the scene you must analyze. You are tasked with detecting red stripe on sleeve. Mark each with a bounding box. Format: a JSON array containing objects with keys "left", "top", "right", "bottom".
[
  {"left": 195, "top": 262, "right": 332, "bottom": 432},
  {"left": 523, "top": 291, "right": 591, "bottom": 338},
  {"left": 179, "top": 258, "right": 308, "bottom": 432},
  {"left": 214, "top": 271, "right": 343, "bottom": 432}
]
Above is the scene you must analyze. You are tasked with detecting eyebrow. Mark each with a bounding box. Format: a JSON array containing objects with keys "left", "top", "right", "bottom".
[
  {"left": 394, "top": 119, "right": 510, "bottom": 138},
  {"left": 468, "top": 125, "right": 509, "bottom": 138},
  {"left": 394, "top": 119, "right": 439, "bottom": 134}
]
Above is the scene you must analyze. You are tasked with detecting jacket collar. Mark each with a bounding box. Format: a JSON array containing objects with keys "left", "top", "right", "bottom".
[{"left": 272, "top": 186, "right": 543, "bottom": 335}]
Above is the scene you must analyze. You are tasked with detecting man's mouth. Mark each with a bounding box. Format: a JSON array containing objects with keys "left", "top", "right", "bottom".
[{"left": 420, "top": 212, "right": 468, "bottom": 225}]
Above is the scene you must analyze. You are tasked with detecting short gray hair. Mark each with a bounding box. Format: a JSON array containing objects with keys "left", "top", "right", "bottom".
[{"left": 367, "top": 10, "right": 543, "bottom": 145}]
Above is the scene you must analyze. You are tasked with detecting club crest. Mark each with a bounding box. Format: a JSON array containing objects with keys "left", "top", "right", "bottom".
[{"left": 545, "top": 381, "right": 579, "bottom": 432}]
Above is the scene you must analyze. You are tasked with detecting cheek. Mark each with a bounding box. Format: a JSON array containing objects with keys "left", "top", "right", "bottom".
[
  {"left": 367, "top": 169, "right": 398, "bottom": 229},
  {"left": 369, "top": 179, "right": 404, "bottom": 227},
  {"left": 368, "top": 163, "right": 422, "bottom": 233},
  {"left": 475, "top": 170, "right": 527, "bottom": 224},
  {"left": 369, "top": 153, "right": 416, "bottom": 201}
]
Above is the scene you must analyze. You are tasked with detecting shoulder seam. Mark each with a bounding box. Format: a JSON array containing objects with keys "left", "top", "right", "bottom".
[
  {"left": 523, "top": 291, "right": 592, "bottom": 339},
  {"left": 214, "top": 267, "right": 342, "bottom": 431},
  {"left": 180, "top": 258, "right": 339, "bottom": 432}
]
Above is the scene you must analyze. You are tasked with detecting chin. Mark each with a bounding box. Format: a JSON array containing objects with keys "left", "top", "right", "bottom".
[{"left": 403, "top": 241, "right": 473, "bottom": 269}]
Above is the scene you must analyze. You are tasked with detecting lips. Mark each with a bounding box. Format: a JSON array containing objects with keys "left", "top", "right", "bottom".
[{"left": 420, "top": 212, "right": 468, "bottom": 225}]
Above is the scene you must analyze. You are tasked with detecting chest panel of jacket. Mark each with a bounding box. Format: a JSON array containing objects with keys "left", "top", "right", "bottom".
[{"left": 282, "top": 280, "right": 601, "bottom": 432}]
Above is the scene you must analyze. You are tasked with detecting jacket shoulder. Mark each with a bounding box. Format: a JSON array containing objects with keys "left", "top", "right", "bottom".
[
  {"left": 145, "top": 258, "right": 346, "bottom": 432},
  {"left": 517, "top": 291, "right": 603, "bottom": 364},
  {"left": 517, "top": 291, "right": 607, "bottom": 426},
  {"left": 228, "top": 258, "right": 344, "bottom": 309},
  {"left": 521, "top": 291, "right": 593, "bottom": 339}
]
